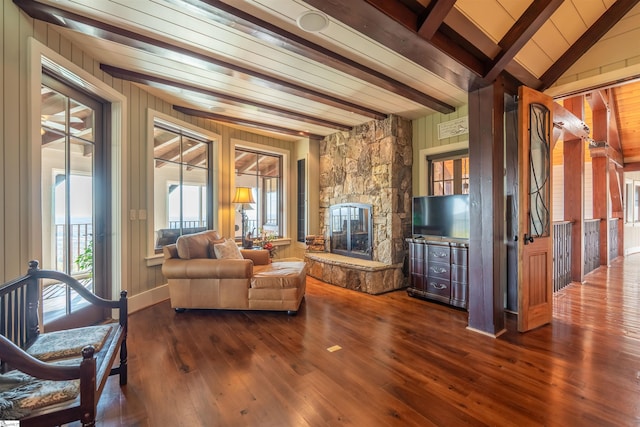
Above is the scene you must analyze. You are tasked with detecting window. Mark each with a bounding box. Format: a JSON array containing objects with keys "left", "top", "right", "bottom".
[
  {"left": 153, "top": 120, "right": 213, "bottom": 250},
  {"left": 428, "top": 150, "right": 469, "bottom": 195},
  {"left": 235, "top": 147, "right": 283, "bottom": 238}
]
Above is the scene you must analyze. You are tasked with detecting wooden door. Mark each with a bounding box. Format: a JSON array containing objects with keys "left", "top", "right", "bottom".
[{"left": 517, "top": 86, "right": 553, "bottom": 332}]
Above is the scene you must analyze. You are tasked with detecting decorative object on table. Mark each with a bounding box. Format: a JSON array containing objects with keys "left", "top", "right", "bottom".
[
  {"left": 232, "top": 186, "right": 255, "bottom": 249},
  {"left": 254, "top": 229, "right": 277, "bottom": 258}
]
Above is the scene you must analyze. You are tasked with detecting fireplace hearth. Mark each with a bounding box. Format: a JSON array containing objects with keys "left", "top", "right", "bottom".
[{"left": 329, "top": 203, "right": 373, "bottom": 260}]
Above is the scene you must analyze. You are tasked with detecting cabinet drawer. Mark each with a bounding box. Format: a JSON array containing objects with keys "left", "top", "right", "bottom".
[
  {"left": 451, "top": 265, "right": 468, "bottom": 284},
  {"left": 427, "top": 261, "right": 450, "bottom": 281},
  {"left": 428, "top": 245, "right": 450, "bottom": 263},
  {"left": 451, "top": 247, "right": 468, "bottom": 265},
  {"left": 426, "top": 280, "right": 451, "bottom": 299}
]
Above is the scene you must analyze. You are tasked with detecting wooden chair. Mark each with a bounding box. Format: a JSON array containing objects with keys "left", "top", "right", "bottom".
[{"left": 0, "top": 260, "right": 127, "bottom": 426}]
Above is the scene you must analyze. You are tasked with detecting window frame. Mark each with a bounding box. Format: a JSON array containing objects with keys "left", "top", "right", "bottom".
[
  {"left": 233, "top": 139, "right": 289, "bottom": 240},
  {"left": 427, "top": 149, "right": 469, "bottom": 196},
  {"left": 147, "top": 110, "right": 220, "bottom": 258}
]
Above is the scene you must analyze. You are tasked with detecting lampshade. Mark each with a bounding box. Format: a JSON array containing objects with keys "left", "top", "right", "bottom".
[{"left": 232, "top": 187, "right": 255, "bottom": 204}]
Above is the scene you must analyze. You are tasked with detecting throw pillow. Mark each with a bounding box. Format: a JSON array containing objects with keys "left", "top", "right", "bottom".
[
  {"left": 213, "top": 238, "right": 244, "bottom": 260},
  {"left": 208, "top": 239, "right": 226, "bottom": 258}
]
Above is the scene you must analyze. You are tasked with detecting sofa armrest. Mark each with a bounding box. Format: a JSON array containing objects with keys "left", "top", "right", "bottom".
[
  {"left": 240, "top": 249, "right": 270, "bottom": 265},
  {"left": 163, "top": 244, "right": 179, "bottom": 259},
  {"left": 162, "top": 258, "right": 253, "bottom": 279}
]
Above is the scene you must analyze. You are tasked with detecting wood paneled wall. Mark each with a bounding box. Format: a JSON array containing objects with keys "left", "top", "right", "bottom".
[
  {"left": 412, "top": 104, "right": 469, "bottom": 196},
  {"left": 1, "top": 0, "right": 307, "bottom": 301}
]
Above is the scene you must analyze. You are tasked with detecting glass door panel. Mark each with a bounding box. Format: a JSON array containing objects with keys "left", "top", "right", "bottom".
[{"left": 41, "top": 74, "right": 105, "bottom": 328}]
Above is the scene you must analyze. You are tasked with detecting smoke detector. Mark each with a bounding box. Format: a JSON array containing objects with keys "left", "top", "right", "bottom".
[{"left": 296, "top": 10, "right": 330, "bottom": 32}]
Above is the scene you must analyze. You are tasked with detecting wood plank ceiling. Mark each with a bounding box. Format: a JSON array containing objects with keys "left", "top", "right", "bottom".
[{"left": 15, "top": 0, "right": 640, "bottom": 166}]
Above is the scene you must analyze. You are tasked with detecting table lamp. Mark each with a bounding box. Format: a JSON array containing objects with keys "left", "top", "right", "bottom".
[{"left": 232, "top": 187, "right": 255, "bottom": 248}]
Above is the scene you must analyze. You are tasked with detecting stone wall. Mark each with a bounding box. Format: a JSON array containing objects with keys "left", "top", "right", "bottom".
[{"left": 319, "top": 115, "right": 413, "bottom": 265}]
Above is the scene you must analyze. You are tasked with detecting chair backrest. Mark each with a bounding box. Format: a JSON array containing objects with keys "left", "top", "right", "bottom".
[{"left": 0, "top": 261, "right": 41, "bottom": 372}]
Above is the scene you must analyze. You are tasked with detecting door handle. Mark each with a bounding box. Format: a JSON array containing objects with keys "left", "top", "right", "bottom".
[{"left": 523, "top": 233, "right": 534, "bottom": 245}]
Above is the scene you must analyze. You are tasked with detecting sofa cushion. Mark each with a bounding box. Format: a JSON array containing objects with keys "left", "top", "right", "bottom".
[
  {"left": 176, "top": 230, "right": 221, "bottom": 259},
  {"left": 252, "top": 261, "right": 307, "bottom": 289},
  {"left": 213, "top": 239, "right": 244, "bottom": 260}
]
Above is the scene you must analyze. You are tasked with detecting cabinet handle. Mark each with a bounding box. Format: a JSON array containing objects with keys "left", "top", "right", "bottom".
[
  {"left": 429, "top": 266, "right": 447, "bottom": 274},
  {"left": 433, "top": 252, "right": 448, "bottom": 258},
  {"left": 429, "top": 282, "right": 447, "bottom": 290}
]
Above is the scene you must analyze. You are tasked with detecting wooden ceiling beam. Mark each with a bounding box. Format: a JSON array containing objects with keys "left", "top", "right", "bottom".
[
  {"left": 100, "top": 64, "right": 352, "bottom": 132},
  {"left": 13, "top": 0, "right": 387, "bottom": 121},
  {"left": 417, "top": 0, "right": 457, "bottom": 40},
  {"left": 303, "top": 0, "right": 484, "bottom": 91},
  {"left": 590, "top": 143, "right": 624, "bottom": 168},
  {"left": 483, "top": 0, "right": 563, "bottom": 83},
  {"left": 623, "top": 162, "right": 640, "bottom": 172},
  {"left": 442, "top": 7, "right": 541, "bottom": 88},
  {"left": 177, "top": 0, "right": 455, "bottom": 114},
  {"left": 553, "top": 101, "right": 590, "bottom": 140},
  {"left": 361, "top": 0, "right": 486, "bottom": 79},
  {"left": 174, "top": 106, "right": 325, "bottom": 140},
  {"left": 540, "top": 0, "right": 640, "bottom": 90},
  {"left": 607, "top": 90, "right": 623, "bottom": 153}
]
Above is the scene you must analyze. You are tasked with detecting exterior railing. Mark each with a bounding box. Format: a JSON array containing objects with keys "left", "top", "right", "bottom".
[
  {"left": 584, "top": 219, "right": 600, "bottom": 275},
  {"left": 55, "top": 223, "right": 92, "bottom": 273},
  {"left": 553, "top": 221, "right": 572, "bottom": 292},
  {"left": 168, "top": 220, "right": 206, "bottom": 229},
  {"left": 609, "top": 218, "right": 619, "bottom": 261}
]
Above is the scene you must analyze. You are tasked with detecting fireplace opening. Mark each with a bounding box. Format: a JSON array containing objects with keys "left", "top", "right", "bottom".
[{"left": 329, "top": 203, "right": 373, "bottom": 260}]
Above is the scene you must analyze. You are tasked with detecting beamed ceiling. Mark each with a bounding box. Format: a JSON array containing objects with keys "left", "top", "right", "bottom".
[{"left": 15, "top": 0, "right": 640, "bottom": 166}]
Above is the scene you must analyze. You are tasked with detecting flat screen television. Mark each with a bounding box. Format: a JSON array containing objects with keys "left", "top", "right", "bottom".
[{"left": 412, "top": 195, "right": 470, "bottom": 239}]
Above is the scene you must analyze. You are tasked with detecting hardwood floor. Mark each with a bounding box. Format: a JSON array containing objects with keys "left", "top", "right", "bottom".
[{"left": 85, "top": 254, "right": 640, "bottom": 426}]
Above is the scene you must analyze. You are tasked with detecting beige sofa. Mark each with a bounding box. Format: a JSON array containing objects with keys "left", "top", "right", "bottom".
[{"left": 161, "top": 230, "right": 307, "bottom": 314}]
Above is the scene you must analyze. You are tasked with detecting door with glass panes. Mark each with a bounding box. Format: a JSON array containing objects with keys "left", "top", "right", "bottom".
[{"left": 40, "top": 73, "right": 109, "bottom": 330}]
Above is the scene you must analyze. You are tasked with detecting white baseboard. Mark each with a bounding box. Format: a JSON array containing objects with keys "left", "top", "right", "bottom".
[
  {"left": 624, "top": 247, "right": 640, "bottom": 256},
  {"left": 127, "top": 284, "right": 169, "bottom": 314}
]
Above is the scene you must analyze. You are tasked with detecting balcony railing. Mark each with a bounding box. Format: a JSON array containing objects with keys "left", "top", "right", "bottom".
[
  {"left": 168, "top": 220, "right": 206, "bottom": 229},
  {"left": 55, "top": 223, "right": 92, "bottom": 273}
]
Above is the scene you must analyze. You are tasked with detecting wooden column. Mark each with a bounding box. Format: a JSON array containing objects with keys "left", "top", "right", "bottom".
[
  {"left": 468, "top": 77, "right": 512, "bottom": 336},
  {"left": 591, "top": 104, "right": 611, "bottom": 266},
  {"left": 591, "top": 155, "right": 610, "bottom": 265},
  {"left": 562, "top": 96, "right": 585, "bottom": 282}
]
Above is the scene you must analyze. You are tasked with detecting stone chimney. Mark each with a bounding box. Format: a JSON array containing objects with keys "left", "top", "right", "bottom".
[{"left": 319, "top": 115, "right": 413, "bottom": 265}]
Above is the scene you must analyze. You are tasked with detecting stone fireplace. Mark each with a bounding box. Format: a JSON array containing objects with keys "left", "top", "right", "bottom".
[{"left": 305, "top": 115, "right": 412, "bottom": 294}]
